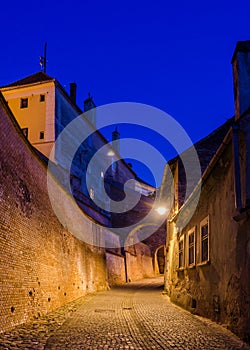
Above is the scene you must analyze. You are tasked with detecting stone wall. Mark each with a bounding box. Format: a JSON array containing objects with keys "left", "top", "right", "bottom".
[
  {"left": 0, "top": 95, "right": 108, "bottom": 333},
  {"left": 105, "top": 252, "right": 126, "bottom": 285},
  {"left": 125, "top": 242, "right": 154, "bottom": 282},
  {"left": 106, "top": 241, "right": 155, "bottom": 285}
]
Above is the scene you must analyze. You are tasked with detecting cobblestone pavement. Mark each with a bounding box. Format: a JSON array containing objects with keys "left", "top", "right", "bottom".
[{"left": 0, "top": 277, "right": 250, "bottom": 350}]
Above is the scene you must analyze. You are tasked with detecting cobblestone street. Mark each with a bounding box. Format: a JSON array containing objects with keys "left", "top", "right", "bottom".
[{"left": 0, "top": 277, "right": 249, "bottom": 350}]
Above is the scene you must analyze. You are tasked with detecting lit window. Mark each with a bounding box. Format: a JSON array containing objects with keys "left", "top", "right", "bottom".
[
  {"left": 188, "top": 228, "right": 195, "bottom": 266},
  {"left": 22, "top": 128, "right": 28, "bottom": 138},
  {"left": 40, "top": 131, "right": 44, "bottom": 140},
  {"left": 40, "top": 94, "right": 45, "bottom": 102},
  {"left": 178, "top": 237, "right": 184, "bottom": 268},
  {"left": 20, "top": 98, "right": 28, "bottom": 108},
  {"left": 200, "top": 216, "right": 209, "bottom": 263},
  {"left": 90, "top": 188, "right": 94, "bottom": 200}
]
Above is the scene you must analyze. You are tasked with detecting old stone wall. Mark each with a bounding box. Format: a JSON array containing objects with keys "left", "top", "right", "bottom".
[
  {"left": 126, "top": 242, "right": 154, "bottom": 282},
  {"left": 0, "top": 96, "right": 108, "bottom": 333},
  {"left": 105, "top": 252, "right": 126, "bottom": 285},
  {"left": 106, "top": 241, "right": 155, "bottom": 285},
  {"left": 166, "top": 138, "right": 250, "bottom": 342}
]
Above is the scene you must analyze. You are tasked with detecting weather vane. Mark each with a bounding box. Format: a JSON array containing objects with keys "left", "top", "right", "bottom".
[{"left": 39, "top": 42, "right": 47, "bottom": 73}]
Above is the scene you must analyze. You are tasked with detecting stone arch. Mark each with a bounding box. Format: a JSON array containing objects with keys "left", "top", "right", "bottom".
[
  {"left": 154, "top": 245, "right": 166, "bottom": 275},
  {"left": 123, "top": 223, "right": 158, "bottom": 282},
  {"left": 124, "top": 223, "right": 159, "bottom": 247}
]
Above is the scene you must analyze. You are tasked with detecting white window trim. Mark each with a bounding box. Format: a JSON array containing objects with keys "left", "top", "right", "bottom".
[
  {"left": 187, "top": 227, "right": 196, "bottom": 267},
  {"left": 89, "top": 187, "right": 94, "bottom": 200},
  {"left": 198, "top": 215, "right": 210, "bottom": 265}
]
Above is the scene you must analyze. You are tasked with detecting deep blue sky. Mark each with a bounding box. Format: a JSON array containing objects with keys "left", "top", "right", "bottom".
[{"left": 1, "top": 1, "right": 250, "bottom": 185}]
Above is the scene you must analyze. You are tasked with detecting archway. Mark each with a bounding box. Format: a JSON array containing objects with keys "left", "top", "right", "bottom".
[
  {"left": 154, "top": 245, "right": 166, "bottom": 275},
  {"left": 123, "top": 224, "right": 159, "bottom": 282}
]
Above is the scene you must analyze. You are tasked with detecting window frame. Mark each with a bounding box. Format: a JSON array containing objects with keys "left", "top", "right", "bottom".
[
  {"left": 178, "top": 235, "right": 185, "bottom": 269},
  {"left": 40, "top": 94, "right": 45, "bottom": 102},
  {"left": 111, "top": 160, "right": 117, "bottom": 172},
  {"left": 39, "top": 131, "right": 45, "bottom": 140},
  {"left": 199, "top": 216, "right": 210, "bottom": 264},
  {"left": 20, "top": 98, "right": 28, "bottom": 109},
  {"left": 187, "top": 227, "right": 196, "bottom": 267},
  {"left": 89, "top": 187, "right": 94, "bottom": 200}
]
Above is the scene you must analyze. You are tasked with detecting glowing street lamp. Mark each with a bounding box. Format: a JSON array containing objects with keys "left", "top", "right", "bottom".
[
  {"left": 107, "top": 150, "right": 115, "bottom": 156},
  {"left": 156, "top": 206, "right": 167, "bottom": 216}
]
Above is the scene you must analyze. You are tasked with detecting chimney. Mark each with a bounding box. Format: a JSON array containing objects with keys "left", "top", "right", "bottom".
[
  {"left": 112, "top": 127, "right": 120, "bottom": 154},
  {"left": 232, "top": 41, "right": 250, "bottom": 120},
  {"left": 84, "top": 92, "right": 96, "bottom": 126},
  {"left": 70, "top": 82, "right": 77, "bottom": 105},
  {"left": 232, "top": 41, "right": 250, "bottom": 209}
]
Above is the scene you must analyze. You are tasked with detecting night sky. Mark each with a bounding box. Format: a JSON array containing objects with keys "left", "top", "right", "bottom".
[{"left": 1, "top": 1, "right": 250, "bottom": 185}]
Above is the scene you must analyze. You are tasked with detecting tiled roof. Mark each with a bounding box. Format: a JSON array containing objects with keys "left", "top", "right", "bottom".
[
  {"left": 1, "top": 71, "right": 54, "bottom": 88},
  {"left": 194, "top": 117, "right": 234, "bottom": 174},
  {"left": 169, "top": 117, "right": 233, "bottom": 170},
  {"left": 168, "top": 117, "right": 234, "bottom": 207}
]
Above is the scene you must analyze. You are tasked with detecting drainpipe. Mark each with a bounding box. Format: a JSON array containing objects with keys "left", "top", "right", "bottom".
[
  {"left": 163, "top": 219, "right": 171, "bottom": 294},
  {"left": 244, "top": 124, "right": 250, "bottom": 208},
  {"left": 232, "top": 124, "right": 242, "bottom": 210}
]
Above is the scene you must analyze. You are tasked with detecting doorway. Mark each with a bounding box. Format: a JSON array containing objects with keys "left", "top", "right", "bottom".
[{"left": 156, "top": 246, "right": 165, "bottom": 274}]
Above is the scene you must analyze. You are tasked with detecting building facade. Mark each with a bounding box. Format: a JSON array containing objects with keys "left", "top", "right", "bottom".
[{"left": 164, "top": 41, "right": 250, "bottom": 342}]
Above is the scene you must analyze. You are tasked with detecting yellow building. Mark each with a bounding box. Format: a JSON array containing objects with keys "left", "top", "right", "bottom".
[
  {"left": 0, "top": 72, "right": 81, "bottom": 159},
  {"left": 0, "top": 71, "right": 155, "bottom": 223}
]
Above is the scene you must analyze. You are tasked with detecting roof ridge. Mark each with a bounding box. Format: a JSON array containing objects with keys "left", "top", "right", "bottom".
[
  {"left": 0, "top": 71, "right": 55, "bottom": 88},
  {"left": 193, "top": 116, "right": 234, "bottom": 146},
  {"left": 168, "top": 116, "right": 234, "bottom": 171}
]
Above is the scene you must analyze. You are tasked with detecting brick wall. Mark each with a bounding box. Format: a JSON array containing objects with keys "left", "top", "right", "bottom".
[{"left": 0, "top": 95, "right": 108, "bottom": 332}]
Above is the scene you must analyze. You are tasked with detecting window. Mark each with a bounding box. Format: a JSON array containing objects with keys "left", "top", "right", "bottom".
[
  {"left": 112, "top": 160, "right": 117, "bottom": 172},
  {"left": 21, "top": 128, "right": 28, "bottom": 138},
  {"left": 89, "top": 188, "right": 94, "bottom": 200},
  {"left": 40, "top": 94, "right": 45, "bottom": 102},
  {"left": 188, "top": 228, "right": 195, "bottom": 266},
  {"left": 20, "top": 98, "right": 28, "bottom": 108},
  {"left": 39, "top": 131, "right": 44, "bottom": 140},
  {"left": 178, "top": 237, "right": 184, "bottom": 268},
  {"left": 200, "top": 216, "right": 209, "bottom": 263},
  {"left": 88, "top": 135, "right": 92, "bottom": 147}
]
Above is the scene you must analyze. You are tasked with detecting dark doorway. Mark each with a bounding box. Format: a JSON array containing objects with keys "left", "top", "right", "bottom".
[{"left": 157, "top": 246, "right": 165, "bottom": 274}]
